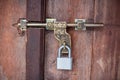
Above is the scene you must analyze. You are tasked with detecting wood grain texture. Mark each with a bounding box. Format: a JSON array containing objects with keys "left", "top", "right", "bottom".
[
  {"left": 0, "top": 0, "right": 26, "bottom": 80},
  {"left": 91, "top": 28, "right": 120, "bottom": 80},
  {"left": 1, "top": 0, "right": 120, "bottom": 80},
  {"left": 91, "top": 0, "right": 120, "bottom": 80},
  {"left": 94, "top": 0, "right": 120, "bottom": 25},
  {"left": 26, "top": 28, "right": 45, "bottom": 80},
  {"left": 45, "top": 0, "right": 94, "bottom": 80},
  {"left": 26, "top": 0, "right": 46, "bottom": 80}
]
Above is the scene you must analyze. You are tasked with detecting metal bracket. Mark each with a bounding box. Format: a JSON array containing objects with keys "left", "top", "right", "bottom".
[
  {"left": 75, "top": 19, "right": 86, "bottom": 30},
  {"left": 19, "top": 19, "right": 27, "bottom": 31},
  {"left": 46, "top": 19, "right": 71, "bottom": 53},
  {"left": 46, "top": 19, "right": 56, "bottom": 30}
]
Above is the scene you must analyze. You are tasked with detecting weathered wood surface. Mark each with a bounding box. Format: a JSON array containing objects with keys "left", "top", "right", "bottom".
[
  {"left": 0, "top": 0, "right": 120, "bottom": 80},
  {"left": 45, "top": 0, "right": 94, "bottom": 80},
  {"left": 26, "top": 28, "right": 45, "bottom": 80},
  {"left": 91, "top": 0, "right": 120, "bottom": 80},
  {"left": 0, "top": 0, "right": 26, "bottom": 80},
  {"left": 45, "top": 0, "right": 120, "bottom": 80},
  {"left": 26, "top": 0, "right": 46, "bottom": 80}
]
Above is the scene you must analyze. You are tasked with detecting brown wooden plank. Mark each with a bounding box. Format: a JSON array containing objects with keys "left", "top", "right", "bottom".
[
  {"left": 45, "top": 0, "right": 94, "bottom": 80},
  {"left": 91, "top": 28, "right": 120, "bottom": 80},
  {"left": 116, "top": 31, "right": 120, "bottom": 80},
  {"left": 26, "top": 0, "right": 46, "bottom": 80},
  {"left": 0, "top": 0, "right": 26, "bottom": 80},
  {"left": 91, "top": 0, "right": 120, "bottom": 80},
  {"left": 26, "top": 28, "right": 45, "bottom": 80},
  {"left": 94, "top": 0, "right": 120, "bottom": 25}
]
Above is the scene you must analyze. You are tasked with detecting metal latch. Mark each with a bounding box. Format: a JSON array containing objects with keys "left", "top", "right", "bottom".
[
  {"left": 13, "top": 18, "right": 103, "bottom": 53},
  {"left": 14, "top": 18, "right": 103, "bottom": 32},
  {"left": 46, "top": 19, "right": 71, "bottom": 53}
]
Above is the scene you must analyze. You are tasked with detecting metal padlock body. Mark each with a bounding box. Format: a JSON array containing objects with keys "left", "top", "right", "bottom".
[{"left": 57, "top": 45, "right": 72, "bottom": 70}]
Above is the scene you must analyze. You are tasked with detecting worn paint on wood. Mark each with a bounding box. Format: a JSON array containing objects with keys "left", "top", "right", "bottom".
[
  {"left": 0, "top": 0, "right": 26, "bottom": 80},
  {"left": 0, "top": 0, "right": 120, "bottom": 80},
  {"left": 26, "top": 0, "right": 46, "bottom": 80},
  {"left": 91, "top": 0, "right": 120, "bottom": 80},
  {"left": 26, "top": 28, "right": 45, "bottom": 80}
]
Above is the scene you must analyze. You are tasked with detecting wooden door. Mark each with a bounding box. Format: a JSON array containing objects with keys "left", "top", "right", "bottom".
[{"left": 0, "top": 0, "right": 120, "bottom": 80}]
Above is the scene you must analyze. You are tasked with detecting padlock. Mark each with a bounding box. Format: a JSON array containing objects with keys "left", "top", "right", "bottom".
[{"left": 57, "top": 45, "right": 72, "bottom": 70}]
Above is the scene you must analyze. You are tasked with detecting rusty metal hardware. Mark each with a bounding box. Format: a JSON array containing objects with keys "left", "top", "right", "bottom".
[
  {"left": 46, "top": 19, "right": 71, "bottom": 53},
  {"left": 75, "top": 19, "right": 86, "bottom": 30},
  {"left": 13, "top": 18, "right": 103, "bottom": 53},
  {"left": 14, "top": 18, "right": 103, "bottom": 32}
]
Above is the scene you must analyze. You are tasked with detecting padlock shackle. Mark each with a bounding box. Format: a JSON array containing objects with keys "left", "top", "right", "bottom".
[{"left": 58, "top": 45, "right": 71, "bottom": 58}]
